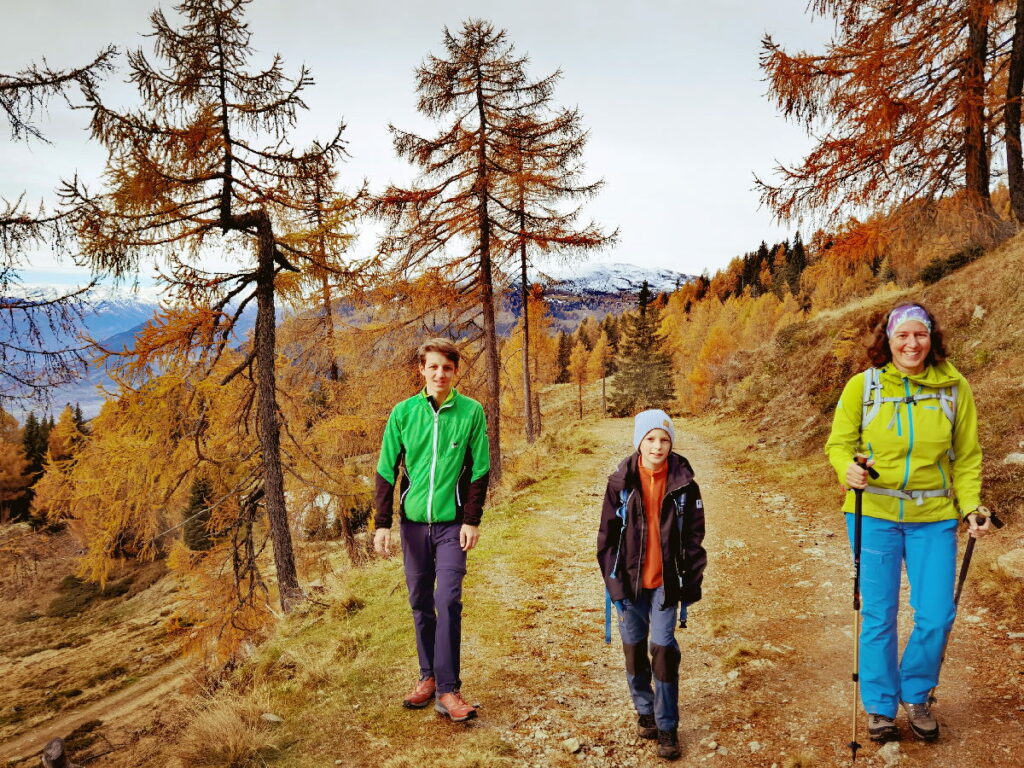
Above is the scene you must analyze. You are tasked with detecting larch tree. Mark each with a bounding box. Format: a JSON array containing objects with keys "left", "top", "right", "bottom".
[
  {"left": 498, "top": 107, "right": 616, "bottom": 443},
  {"left": 568, "top": 340, "right": 589, "bottom": 420},
  {"left": 587, "top": 328, "right": 612, "bottom": 415},
  {"left": 609, "top": 281, "right": 675, "bottom": 417},
  {"left": 1, "top": 48, "right": 115, "bottom": 404},
  {"left": 375, "top": 19, "right": 567, "bottom": 483},
  {"left": 758, "top": 0, "right": 1011, "bottom": 226},
  {"left": 0, "top": 409, "right": 30, "bottom": 522},
  {"left": 62, "top": 0, "right": 352, "bottom": 612}
]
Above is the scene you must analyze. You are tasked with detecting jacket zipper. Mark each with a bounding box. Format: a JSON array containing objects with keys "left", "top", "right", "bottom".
[
  {"left": 899, "top": 378, "right": 915, "bottom": 521},
  {"left": 633, "top": 479, "right": 689, "bottom": 596},
  {"left": 426, "top": 396, "right": 454, "bottom": 524}
]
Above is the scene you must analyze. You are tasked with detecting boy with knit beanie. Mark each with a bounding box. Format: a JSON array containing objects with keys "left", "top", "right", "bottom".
[{"left": 597, "top": 409, "right": 707, "bottom": 760}]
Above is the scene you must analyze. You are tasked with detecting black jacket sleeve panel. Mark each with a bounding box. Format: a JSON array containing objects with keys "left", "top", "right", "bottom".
[
  {"left": 678, "top": 480, "right": 707, "bottom": 604},
  {"left": 374, "top": 446, "right": 405, "bottom": 530},
  {"left": 597, "top": 480, "right": 627, "bottom": 602},
  {"left": 462, "top": 472, "right": 489, "bottom": 526},
  {"left": 374, "top": 473, "right": 395, "bottom": 529}
]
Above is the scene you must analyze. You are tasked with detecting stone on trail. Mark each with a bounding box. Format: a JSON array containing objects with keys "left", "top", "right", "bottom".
[
  {"left": 748, "top": 740, "right": 763, "bottom": 752},
  {"left": 996, "top": 549, "right": 1024, "bottom": 580},
  {"left": 562, "top": 737, "right": 581, "bottom": 753},
  {"left": 1003, "top": 453, "right": 1024, "bottom": 465},
  {"left": 260, "top": 712, "right": 284, "bottom": 723},
  {"left": 877, "top": 740, "right": 903, "bottom": 766}
]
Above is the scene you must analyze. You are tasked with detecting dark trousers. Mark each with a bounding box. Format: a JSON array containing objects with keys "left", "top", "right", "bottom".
[
  {"left": 616, "top": 584, "right": 681, "bottom": 731},
  {"left": 400, "top": 520, "right": 467, "bottom": 693}
]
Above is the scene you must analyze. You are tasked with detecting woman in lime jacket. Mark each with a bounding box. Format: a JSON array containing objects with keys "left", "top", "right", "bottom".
[{"left": 825, "top": 303, "right": 994, "bottom": 743}]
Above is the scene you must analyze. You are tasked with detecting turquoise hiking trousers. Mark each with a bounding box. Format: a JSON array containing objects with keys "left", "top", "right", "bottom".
[{"left": 845, "top": 514, "right": 958, "bottom": 718}]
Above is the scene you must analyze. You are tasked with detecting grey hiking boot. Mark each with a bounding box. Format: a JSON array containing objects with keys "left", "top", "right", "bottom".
[
  {"left": 901, "top": 701, "right": 939, "bottom": 741},
  {"left": 637, "top": 713, "right": 657, "bottom": 739},
  {"left": 867, "top": 713, "right": 900, "bottom": 742},
  {"left": 656, "top": 729, "right": 680, "bottom": 760}
]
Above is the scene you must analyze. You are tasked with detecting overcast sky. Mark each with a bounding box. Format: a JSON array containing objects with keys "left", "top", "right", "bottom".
[{"left": 2, "top": 0, "right": 833, "bottom": 287}]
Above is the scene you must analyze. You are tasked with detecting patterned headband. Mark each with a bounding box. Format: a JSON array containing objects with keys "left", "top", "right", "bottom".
[{"left": 886, "top": 304, "right": 932, "bottom": 337}]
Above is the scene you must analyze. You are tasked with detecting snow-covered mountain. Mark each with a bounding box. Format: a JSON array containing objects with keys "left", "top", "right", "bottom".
[
  {"left": 7, "top": 262, "right": 686, "bottom": 417},
  {"left": 527, "top": 262, "right": 692, "bottom": 296}
]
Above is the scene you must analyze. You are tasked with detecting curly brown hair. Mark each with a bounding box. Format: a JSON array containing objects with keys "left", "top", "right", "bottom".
[{"left": 866, "top": 303, "right": 948, "bottom": 367}]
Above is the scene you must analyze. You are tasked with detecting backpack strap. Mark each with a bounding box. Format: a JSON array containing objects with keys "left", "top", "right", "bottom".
[{"left": 861, "top": 367, "right": 883, "bottom": 430}]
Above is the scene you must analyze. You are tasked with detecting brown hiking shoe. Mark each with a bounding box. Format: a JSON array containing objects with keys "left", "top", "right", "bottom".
[
  {"left": 435, "top": 691, "right": 477, "bottom": 722},
  {"left": 901, "top": 701, "right": 938, "bottom": 741},
  {"left": 637, "top": 713, "right": 657, "bottom": 739},
  {"left": 402, "top": 677, "right": 436, "bottom": 709},
  {"left": 867, "top": 713, "right": 900, "bottom": 743},
  {"left": 656, "top": 729, "right": 680, "bottom": 760}
]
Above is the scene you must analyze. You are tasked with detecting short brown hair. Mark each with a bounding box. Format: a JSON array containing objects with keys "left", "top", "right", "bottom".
[
  {"left": 866, "top": 302, "right": 948, "bottom": 367},
  {"left": 417, "top": 337, "right": 460, "bottom": 367}
]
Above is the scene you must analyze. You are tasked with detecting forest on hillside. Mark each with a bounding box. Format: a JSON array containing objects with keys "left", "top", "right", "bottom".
[{"left": 3, "top": 0, "right": 1024, "bottom": 664}]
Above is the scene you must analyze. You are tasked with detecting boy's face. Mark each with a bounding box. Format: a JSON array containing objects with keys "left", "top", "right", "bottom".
[
  {"left": 419, "top": 350, "right": 458, "bottom": 401},
  {"left": 639, "top": 428, "right": 672, "bottom": 470}
]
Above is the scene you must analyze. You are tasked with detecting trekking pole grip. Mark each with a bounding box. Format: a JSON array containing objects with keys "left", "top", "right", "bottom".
[
  {"left": 972, "top": 510, "right": 1004, "bottom": 529},
  {"left": 854, "top": 456, "right": 879, "bottom": 480}
]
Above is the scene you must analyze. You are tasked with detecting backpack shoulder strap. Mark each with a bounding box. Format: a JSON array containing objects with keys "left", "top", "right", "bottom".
[
  {"left": 861, "top": 367, "right": 883, "bottom": 430},
  {"left": 617, "top": 489, "right": 629, "bottom": 521}
]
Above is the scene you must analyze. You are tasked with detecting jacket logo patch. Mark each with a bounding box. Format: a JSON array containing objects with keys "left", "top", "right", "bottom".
[
  {"left": 696, "top": 499, "right": 703, "bottom": 509},
  {"left": 451, "top": 441, "right": 459, "bottom": 449}
]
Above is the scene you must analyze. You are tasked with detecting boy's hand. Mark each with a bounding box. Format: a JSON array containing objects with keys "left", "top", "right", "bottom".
[
  {"left": 373, "top": 528, "right": 392, "bottom": 557},
  {"left": 460, "top": 524, "right": 480, "bottom": 551}
]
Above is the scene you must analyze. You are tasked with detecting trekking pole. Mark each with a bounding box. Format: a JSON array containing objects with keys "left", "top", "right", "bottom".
[
  {"left": 930, "top": 508, "right": 1004, "bottom": 703},
  {"left": 849, "top": 457, "right": 879, "bottom": 762}
]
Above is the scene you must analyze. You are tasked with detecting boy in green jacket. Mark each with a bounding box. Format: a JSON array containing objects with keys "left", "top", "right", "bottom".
[{"left": 373, "top": 338, "right": 490, "bottom": 722}]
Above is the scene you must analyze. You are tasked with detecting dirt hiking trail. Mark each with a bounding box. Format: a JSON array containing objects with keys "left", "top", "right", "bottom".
[
  {"left": 3, "top": 417, "right": 1021, "bottom": 768},
  {"left": 481, "top": 418, "right": 1023, "bottom": 767}
]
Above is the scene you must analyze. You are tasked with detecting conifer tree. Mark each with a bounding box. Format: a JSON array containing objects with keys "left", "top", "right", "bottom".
[
  {"left": 588, "top": 329, "right": 612, "bottom": 415},
  {"left": 568, "top": 341, "right": 589, "bottom": 419},
  {"left": 0, "top": 409, "right": 30, "bottom": 522},
  {"left": 609, "top": 281, "right": 674, "bottom": 416},
  {"left": 377, "top": 19, "right": 588, "bottom": 480},
  {"left": 556, "top": 331, "right": 573, "bottom": 383},
  {"left": 759, "top": 0, "right": 1012, "bottom": 225},
  {"left": 499, "top": 105, "right": 615, "bottom": 442},
  {"left": 1, "top": 49, "right": 115, "bottom": 404},
  {"left": 62, "top": 0, "right": 352, "bottom": 612}
]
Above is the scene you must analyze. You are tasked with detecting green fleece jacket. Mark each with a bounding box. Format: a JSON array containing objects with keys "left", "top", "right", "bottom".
[
  {"left": 374, "top": 388, "right": 490, "bottom": 527},
  {"left": 825, "top": 361, "right": 982, "bottom": 522}
]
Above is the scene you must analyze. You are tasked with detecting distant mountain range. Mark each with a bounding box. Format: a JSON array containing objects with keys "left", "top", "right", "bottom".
[{"left": 8, "top": 262, "right": 691, "bottom": 419}]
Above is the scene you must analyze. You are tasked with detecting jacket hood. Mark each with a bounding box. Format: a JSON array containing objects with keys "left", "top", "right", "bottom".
[
  {"left": 879, "top": 360, "right": 965, "bottom": 388},
  {"left": 608, "top": 451, "right": 694, "bottom": 492}
]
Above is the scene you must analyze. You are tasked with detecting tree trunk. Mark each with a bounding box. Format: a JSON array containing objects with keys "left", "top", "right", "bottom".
[
  {"left": 578, "top": 381, "right": 583, "bottom": 419},
  {"left": 520, "top": 237, "right": 535, "bottom": 443},
  {"left": 255, "top": 218, "right": 303, "bottom": 613},
  {"left": 475, "top": 71, "right": 502, "bottom": 484},
  {"left": 533, "top": 387, "right": 542, "bottom": 436},
  {"left": 321, "top": 273, "right": 339, "bottom": 382},
  {"left": 602, "top": 375, "right": 606, "bottom": 415},
  {"left": 1008, "top": 0, "right": 1024, "bottom": 223},
  {"left": 965, "top": 0, "right": 995, "bottom": 216}
]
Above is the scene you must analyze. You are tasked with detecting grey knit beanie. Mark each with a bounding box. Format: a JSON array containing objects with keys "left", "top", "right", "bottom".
[{"left": 633, "top": 409, "right": 675, "bottom": 450}]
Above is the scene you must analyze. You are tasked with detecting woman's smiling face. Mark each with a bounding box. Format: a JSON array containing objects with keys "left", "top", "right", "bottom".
[{"left": 889, "top": 319, "right": 931, "bottom": 374}]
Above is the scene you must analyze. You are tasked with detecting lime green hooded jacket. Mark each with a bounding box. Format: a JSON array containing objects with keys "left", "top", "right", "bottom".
[{"left": 825, "top": 361, "right": 982, "bottom": 522}]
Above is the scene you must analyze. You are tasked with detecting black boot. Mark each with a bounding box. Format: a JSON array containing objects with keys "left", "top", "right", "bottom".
[{"left": 656, "top": 729, "right": 680, "bottom": 760}]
